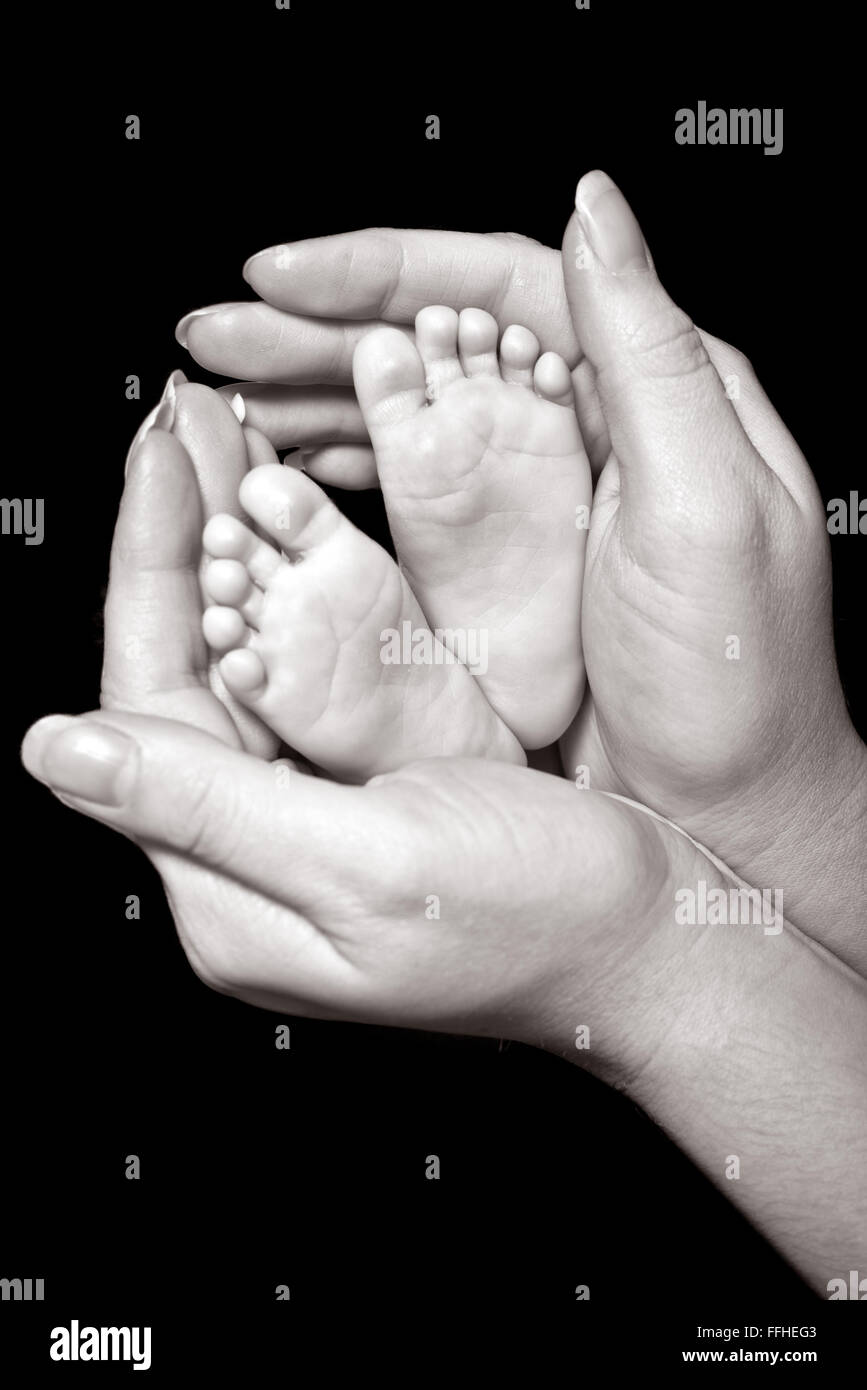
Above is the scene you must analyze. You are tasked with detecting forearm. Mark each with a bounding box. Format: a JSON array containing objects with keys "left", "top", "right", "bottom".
[{"left": 626, "top": 877, "right": 867, "bottom": 1292}]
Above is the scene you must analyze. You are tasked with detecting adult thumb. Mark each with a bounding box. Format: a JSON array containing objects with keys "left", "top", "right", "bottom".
[
  {"left": 563, "top": 171, "right": 765, "bottom": 526},
  {"left": 21, "top": 710, "right": 385, "bottom": 917}
]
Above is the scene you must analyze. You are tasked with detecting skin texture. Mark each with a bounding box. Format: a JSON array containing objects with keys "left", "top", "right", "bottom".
[
  {"left": 559, "top": 175, "right": 867, "bottom": 969},
  {"left": 18, "top": 173, "right": 867, "bottom": 1292},
  {"left": 27, "top": 427, "right": 691, "bottom": 1058},
  {"left": 20, "top": 424, "right": 867, "bottom": 1293},
  {"left": 200, "top": 464, "right": 526, "bottom": 778},
  {"left": 180, "top": 177, "right": 866, "bottom": 972},
  {"left": 350, "top": 308, "right": 590, "bottom": 747}
]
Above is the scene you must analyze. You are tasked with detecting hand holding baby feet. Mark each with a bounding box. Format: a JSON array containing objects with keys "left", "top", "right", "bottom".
[
  {"left": 353, "top": 307, "right": 592, "bottom": 749},
  {"left": 560, "top": 172, "right": 867, "bottom": 968},
  {"left": 201, "top": 457, "right": 524, "bottom": 782}
]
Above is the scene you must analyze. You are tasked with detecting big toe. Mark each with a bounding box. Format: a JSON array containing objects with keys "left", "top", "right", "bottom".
[
  {"left": 239, "top": 463, "right": 344, "bottom": 554},
  {"left": 353, "top": 326, "right": 427, "bottom": 429}
]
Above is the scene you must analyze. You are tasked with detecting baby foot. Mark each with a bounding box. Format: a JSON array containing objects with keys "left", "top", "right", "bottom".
[
  {"left": 201, "top": 463, "right": 524, "bottom": 781},
  {"left": 353, "top": 307, "right": 592, "bottom": 748}
]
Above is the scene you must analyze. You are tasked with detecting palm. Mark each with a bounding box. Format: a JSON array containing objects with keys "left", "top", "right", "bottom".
[{"left": 562, "top": 442, "right": 832, "bottom": 833}]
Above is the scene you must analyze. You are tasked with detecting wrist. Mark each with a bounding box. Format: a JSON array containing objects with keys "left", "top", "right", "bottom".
[
  {"left": 538, "top": 810, "right": 867, "bottom": 1289},
  {"left": 728, "top": 720, "right": 867, "bottom": 974},
  {"left": 621, "top": 893, "right": 867, "bottom": 1293},
  {"left": 536, "top": 805, "right": 738, "bottom": 1090}
]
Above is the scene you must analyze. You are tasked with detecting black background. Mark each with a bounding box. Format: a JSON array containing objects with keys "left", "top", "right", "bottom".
[{"left": 3, "top": 0, "right": 863, "bottom": 1375}]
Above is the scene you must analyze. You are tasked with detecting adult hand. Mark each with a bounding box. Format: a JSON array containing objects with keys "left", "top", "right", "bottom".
[
  {"left": 142, "top": 372, "right": 281, "bottom": 759},
  {"left": 175, "top": 228, "right": 595, "bottom": 488},
  {"left": 21, "top": 413, "right": 867, "bottom": 1294},
  {"left": 174, "top": 177, "right": 866, "bottom": 971},
  {"left": 28, "top": 421, "right": 685, "bottom": 1060},
  {"left": 559, "top": 172, "right": 866, "bottom": 971}
]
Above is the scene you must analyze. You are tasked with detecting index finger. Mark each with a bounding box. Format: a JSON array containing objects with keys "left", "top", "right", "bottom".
[{"left": 241, "top": 227, "right": 579, "bottom": 362}]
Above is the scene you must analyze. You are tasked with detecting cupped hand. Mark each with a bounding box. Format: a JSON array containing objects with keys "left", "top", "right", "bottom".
[
  {"left": 174, "top": 175, "right": 866, "bottom": 970},
  {"left": 20, "top": 399, "right": 867, "bottom": 1295},
  {"left": 176, "top": 228, "right": 598, "bottom": 489},
  {"left": 558, "top": 172, "right": 865, "bottom": 967},
  {"left": 25, "top": 423, "right": 693, "bottom": 1075},
  {"left": 118, "top": 371, "right": 283, "bottom": 760}
]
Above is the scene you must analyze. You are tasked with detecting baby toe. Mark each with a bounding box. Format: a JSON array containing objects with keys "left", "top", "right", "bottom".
[
  {"left": 534, "top": 352, "right": 576, "bottom": 407},
  {"left": 202, "top": 605, "right": 250, "bottom": 653},
  {"left": 220, "top": 646, "right": 268, "bottom": 697},
  {"left": 415, "top": 305, "right": 464, "bottom": 400},
  {"left": 204, "top": 558, "right": 264, "bottom": 628},
  {"left": 458, "top": 308, "right": 500, "bottom": 378},
  {"left": 353, "top": 326, "right": 427, "bottom": 429},
  {"left": 202, "top": 513, "right": 251, "bottom": 560},
  {"left": 239, "top": 464, "right": 348, "bottom": 555},
  {"left": 499, "top": 324, "right": 540, "bottom": 387}
]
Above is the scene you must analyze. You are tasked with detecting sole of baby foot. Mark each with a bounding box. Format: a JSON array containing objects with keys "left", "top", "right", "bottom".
[
  {"left": 201, "top": 464, "right": 525, "bottom": 781},
  {"left": 353, "top": 306, "right": 591, "bottom": 749}
]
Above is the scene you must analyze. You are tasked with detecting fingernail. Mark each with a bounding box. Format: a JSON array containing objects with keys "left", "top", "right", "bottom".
[
  {"left": 229, "top": 393, "right": 246, "bottom": 424},
  {"left": 175, "top": 302, "right": 249, "bottom": 349},
  {"left": 24, "top": 719, "right": 138, "bottom": 806},
  {"left": 123, "top": 370, "right": 181, "bottom": 477},
  {"left": 124, "top": 388, "right": 177, "bottom": 477},
  {"left": 162, "top": 367, "right": 187, "bottom": 409},
  {"left": 574, "top": 170, "right": 651, "bottom": 275},
  {"left": 242, "top": 245, "right": 290, "bottom": 281}
]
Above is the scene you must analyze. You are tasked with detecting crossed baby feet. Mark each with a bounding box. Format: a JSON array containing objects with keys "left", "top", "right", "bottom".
[{"left": 201, "top": 307, "right": 592, "bottom": 781}]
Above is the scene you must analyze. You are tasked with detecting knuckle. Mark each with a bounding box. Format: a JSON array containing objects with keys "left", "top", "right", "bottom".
[
  {"left": 625, "top": 305, "right": 711, "bottom": 382},
  {"left": 166, "top": 763, "right": 239, "bottom": 864},
  {"left": 693, "top": 482, "right": 776, "bottom": 562},
  {"left": 489, "top": 230, "right": 543, "bottom": 246},
  {"left": 361, "top": 230, "right": 407, "bottom": 320}
]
